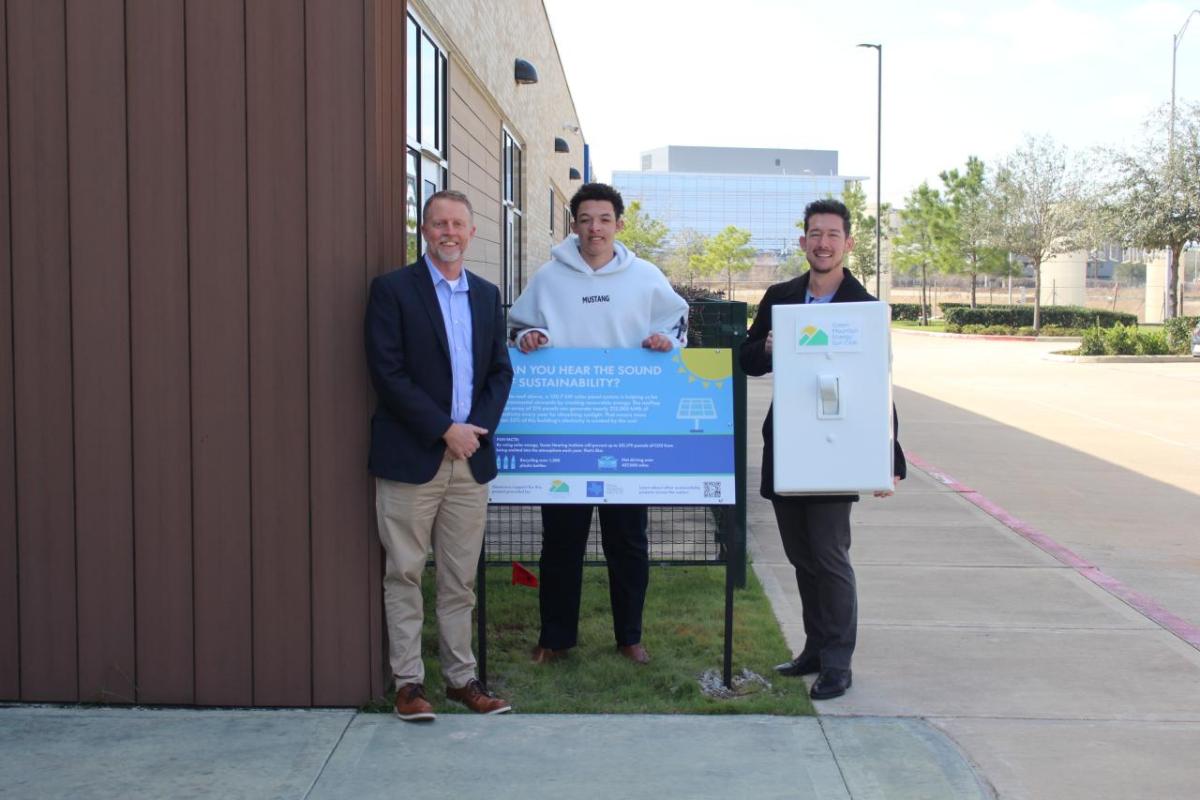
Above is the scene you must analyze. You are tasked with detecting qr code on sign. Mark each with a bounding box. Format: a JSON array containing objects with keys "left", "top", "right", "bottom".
[{"left": 703, "top": 481, "right": 721, "bottom": 499}]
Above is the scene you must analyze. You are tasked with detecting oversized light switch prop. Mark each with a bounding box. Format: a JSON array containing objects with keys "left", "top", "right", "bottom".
[{"left": 772, "top": 301, "right": 894, "bottom": 495}]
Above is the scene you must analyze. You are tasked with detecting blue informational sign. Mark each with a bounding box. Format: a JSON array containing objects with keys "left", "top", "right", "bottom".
[{"left": 488, "top": 348, "right": 736, "bottom": 505}]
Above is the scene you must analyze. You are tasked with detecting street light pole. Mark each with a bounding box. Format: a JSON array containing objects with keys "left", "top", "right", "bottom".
[
  {"left": 1167, "top": 10, "right": 1199, "bottom": 318},
  {"left": 858, "top": 43, "right": 882, "bottom": 298}
]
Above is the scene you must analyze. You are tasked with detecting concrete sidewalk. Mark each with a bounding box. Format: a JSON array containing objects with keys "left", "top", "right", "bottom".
[
  {"left": 746, "top": 371, "right": 1200, "bottom": 800},
  {"left": 0, "top": 705, "right": 989, "bottom": 799}
]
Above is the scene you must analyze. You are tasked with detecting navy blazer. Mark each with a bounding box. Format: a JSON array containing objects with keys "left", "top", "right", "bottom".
[
  {"left": 365, "top": 259, "right": 513, "bottom": 485},
  {"left": 739, "top": 269, "right": 906, "bottom": 502}
]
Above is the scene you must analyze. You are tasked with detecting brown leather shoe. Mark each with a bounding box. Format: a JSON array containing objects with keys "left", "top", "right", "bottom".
[
  {"left": 393, "top": 683, "right": 435, "bottom": 722},
  {"left": 445, "top": 678, "right": 512, "bottom": 714},
  {"left": 617, "top": 643, "right": 650, "bottom": 664},
  {"left": 530, "top": 645, "right": 569, "bottom": 664}
]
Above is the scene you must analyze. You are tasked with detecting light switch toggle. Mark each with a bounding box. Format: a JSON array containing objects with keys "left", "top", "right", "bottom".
[{"left": 817, "top": 374, "right": 842, "bottom": 419}]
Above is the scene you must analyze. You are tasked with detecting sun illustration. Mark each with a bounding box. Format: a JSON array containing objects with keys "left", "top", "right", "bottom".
[{"left": 672, "top": 349, "right": 732, "bottom": 390}]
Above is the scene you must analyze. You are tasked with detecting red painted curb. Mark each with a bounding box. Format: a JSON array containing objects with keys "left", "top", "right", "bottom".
[{"left": 908, "top": 453, "right": 1200, "bottom": 651}]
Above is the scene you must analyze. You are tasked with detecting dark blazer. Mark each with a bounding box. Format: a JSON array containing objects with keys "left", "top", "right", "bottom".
[
  {"left": 365, "top": 259, "right": 513, "bottom": 485},
  {"left": 739, "top": 269, "right": 907, "bottom": 502}
]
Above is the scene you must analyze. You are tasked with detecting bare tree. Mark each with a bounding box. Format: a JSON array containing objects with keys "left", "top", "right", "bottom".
[{"left": 991, "top": 135, "right": 1089, "bottom": 333}]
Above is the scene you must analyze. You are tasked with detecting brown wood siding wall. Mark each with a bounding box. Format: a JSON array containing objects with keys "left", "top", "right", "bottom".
[
  {"left": 0, "top": 0, "right": 19, "bottom": 700},
  {"left": 0, "top": 0, "right": 407, "bottom": 707}
]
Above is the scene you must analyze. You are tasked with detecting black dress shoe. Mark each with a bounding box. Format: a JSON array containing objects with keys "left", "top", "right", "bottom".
[
  {"left": 810, "top": 668, "right": 852, "bottom": 700},
  {"left": 774, "top": 652, "right": 821, "bottom": 677}
]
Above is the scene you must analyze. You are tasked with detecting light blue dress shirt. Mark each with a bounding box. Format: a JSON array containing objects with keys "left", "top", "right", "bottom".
[{"left": 425, "top": 257, "right": 474, "bottom": 424}]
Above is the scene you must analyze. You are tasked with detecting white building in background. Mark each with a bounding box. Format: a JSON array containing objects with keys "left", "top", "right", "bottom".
[{"left": 613, "top": 146, "right": 863, "bottom": 254}]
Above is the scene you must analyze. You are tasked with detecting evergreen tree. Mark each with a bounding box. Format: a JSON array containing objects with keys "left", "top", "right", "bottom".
[
  {"left": 689, "top": 226, "right": 756, "bottom": 298},
  {"left": 615, "top": 200, "right": 670, "bottom": 266},
  {"left": 893, "top": 183, "right": 950, "bottom": 325},
  {"left": 939, "top": 157, "right": 1014, "bottom": 307}
]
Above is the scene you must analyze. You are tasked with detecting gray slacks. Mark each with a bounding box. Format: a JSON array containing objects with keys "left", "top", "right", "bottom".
[{"left": 770, "top": 499, "right": 856, "bottom": 670}]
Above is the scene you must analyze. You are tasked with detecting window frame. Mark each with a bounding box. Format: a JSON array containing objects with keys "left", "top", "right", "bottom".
[
  {"left": 405, "top": 11, "right": 449, "bottom": 262},
  {"left": 502, "top": 127, "right": 524, "bottom": 304}
]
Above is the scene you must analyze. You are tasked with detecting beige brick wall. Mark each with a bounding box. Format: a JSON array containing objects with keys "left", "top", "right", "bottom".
[
  {"left": 448, "top": 67, "right": 502, "bottom": 285},
  {"left": 411, "top": 0, "right": 584, "bottom": 291}
]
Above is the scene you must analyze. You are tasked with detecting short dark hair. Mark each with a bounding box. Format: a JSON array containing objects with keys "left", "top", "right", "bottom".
[
  {"left": 422, "top": 189, "right": 473, "bottom": 220},
  {"left": 803, "top": 199, "right": 851, "bottom": 236},
  {"left": 569, "top": 183, "right": 625, "bottom": 220}
]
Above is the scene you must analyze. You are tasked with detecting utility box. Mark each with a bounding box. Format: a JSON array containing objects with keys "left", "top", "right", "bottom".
[{"left": 772, "top": 302, "right": 894, "bottom": 495}]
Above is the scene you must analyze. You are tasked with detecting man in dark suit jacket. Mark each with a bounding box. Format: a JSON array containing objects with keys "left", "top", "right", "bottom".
[
  {"left": 365, "top": 190, "right": 513, "bottom": 722},
  {"left": 740, "top": 199, "right": 906, "bottom": 701}
]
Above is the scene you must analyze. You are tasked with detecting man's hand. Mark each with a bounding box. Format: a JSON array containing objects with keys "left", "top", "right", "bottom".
[
  {"left": 519, "top": 331, "right": 548, "bottom": 353},
  {"left": 443, "top": 423, "right": 488, "bottom": 460},
  {"left": 873, "top": 476, "right": 900, "bottom": 498},
  {"left": 764, "top": 331, "right": 773, "bottom": 355},
  {"left": 642, "top": 333, "right": 674, "bottom": 352}
]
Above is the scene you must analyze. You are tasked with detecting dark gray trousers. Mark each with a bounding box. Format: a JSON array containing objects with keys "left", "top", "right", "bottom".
[
  {"left": 537, "top": 504, "right": 649, "bottom": 650},
  {"left": 770, "top": 499, "right": 856, "bottom": 670}
]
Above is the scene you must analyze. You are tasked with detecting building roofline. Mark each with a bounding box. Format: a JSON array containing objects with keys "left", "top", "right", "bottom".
[{"left": 614, "top": 169, "right": 868, "bottom": 182}]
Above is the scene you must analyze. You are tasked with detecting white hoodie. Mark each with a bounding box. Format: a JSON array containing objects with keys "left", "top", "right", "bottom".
[{"left": 508, "top": 236, "right": 688, "bottom": 349}]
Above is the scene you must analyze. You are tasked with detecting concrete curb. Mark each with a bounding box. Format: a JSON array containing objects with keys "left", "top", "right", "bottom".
[
  {"left": 893, "top": 328, "right": 1081, "bottom": 344},
  {"left": 1042, "top": 351, "right": 1198, "bottom": 363}
]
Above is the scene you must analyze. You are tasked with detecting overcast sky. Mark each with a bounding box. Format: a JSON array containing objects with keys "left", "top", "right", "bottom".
[{"left": 542, "top": 0, "right": 1200, "bottom": 206}]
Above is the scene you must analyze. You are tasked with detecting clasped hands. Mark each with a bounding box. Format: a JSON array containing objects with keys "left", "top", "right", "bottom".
[
  {"left": 517, "top": 331, "right": 673, "bottom": 353},
  {"left": 443, "top": 422, "right": 488, "bottom": 460}
]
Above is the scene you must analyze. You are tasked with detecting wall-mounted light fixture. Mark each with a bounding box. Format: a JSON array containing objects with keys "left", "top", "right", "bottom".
[
  {"left": 514, "top": 58, "right": 539, "bottom": 84},
  {"left": 554, "top": 137, "right": 570, "bottom": 153},
  {"left": 562, "top": 124, "right": 581, "bottom": 134},
  {"left": 568, "top": 167, "right": 581, "bottom": 180}
]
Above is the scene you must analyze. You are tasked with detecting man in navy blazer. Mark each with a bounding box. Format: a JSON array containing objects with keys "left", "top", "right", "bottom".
[
  {"left": 740, "top": 199, "right": 905, "bottom": 702},
  {"left": 365, "top": 190, "right": 513, "bottom": 722}
]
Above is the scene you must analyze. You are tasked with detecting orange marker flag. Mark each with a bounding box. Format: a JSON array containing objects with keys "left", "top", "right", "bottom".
[{"left": 511, "top": 561, "right": 538, "bottom": 588}]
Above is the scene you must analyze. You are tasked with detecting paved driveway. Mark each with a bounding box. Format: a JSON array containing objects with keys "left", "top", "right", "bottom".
[{"left": 891, "top": 331, "right": 1200, "bottom": 627}]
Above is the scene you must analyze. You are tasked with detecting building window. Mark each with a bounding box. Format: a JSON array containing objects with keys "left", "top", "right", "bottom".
[
  {"left": 563, "top": 205, "right": 570, "bottom": 240},
  {"left": 502, "top": 129, "right": 523, "bottom": 304},
  {"left": 549, "top": 188, "right": 555, "bottom": 235},
  {"left": 406, "top": 12, "right": 447, "bottom": 262}
]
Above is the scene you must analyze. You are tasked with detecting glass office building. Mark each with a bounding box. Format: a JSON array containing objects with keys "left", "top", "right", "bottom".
[{"left": 613, "top": 146, "right": 862, "bottom": 254}]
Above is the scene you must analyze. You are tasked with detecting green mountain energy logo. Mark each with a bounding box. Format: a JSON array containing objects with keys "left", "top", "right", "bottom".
[
  {"left": 549, "top": 480, "right": 570, "bottom": 493},
  {"left": 797, "top": 325, "right": 830, "bottom": 346}
]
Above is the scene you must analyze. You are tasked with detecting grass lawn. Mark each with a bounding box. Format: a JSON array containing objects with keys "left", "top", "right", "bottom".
[
  {"left": 380, "top": 564, "right": 815, "bottom": 716},
  {"left": 892, "top": 319, "right": 947, "bottom": 332}
]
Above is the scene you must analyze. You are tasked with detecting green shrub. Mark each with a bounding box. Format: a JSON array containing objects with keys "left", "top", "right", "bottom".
[
  {"left": 959, "top": 324, "right": 1015, "bottom": 335},
  {"left": 1016, "top": 326, "right": 1036, "bottom": 336},
  {"left": 943, "top": 305, "right": 1137, "bottom": 329},
  {"left": 890, "top": 302, "right": 933, "bottom": 322},
  {"left": 1079, "top": 327, "right": 1106, "bottom": 355},
  {"left": 1163, "top": 316, "right": 1199, "bottom": 354},
  {"left": 1103, "top": 323, "right": 1138, "bottom": 355},
  {"left": 1135, "top": 330, "right": 1170, "bottom": 355},
  {"left": 1038, "top": 325, "right": 1079, "bottom": 337}
]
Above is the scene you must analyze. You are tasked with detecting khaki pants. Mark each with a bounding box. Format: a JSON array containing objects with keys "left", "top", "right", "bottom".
[{"left": 375, "top": 456, "right": 488, "bottom": 690}]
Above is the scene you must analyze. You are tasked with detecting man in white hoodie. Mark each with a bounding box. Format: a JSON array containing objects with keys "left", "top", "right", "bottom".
[{"left": 509, "top": 183, "right": 688, "bottom": 665}]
